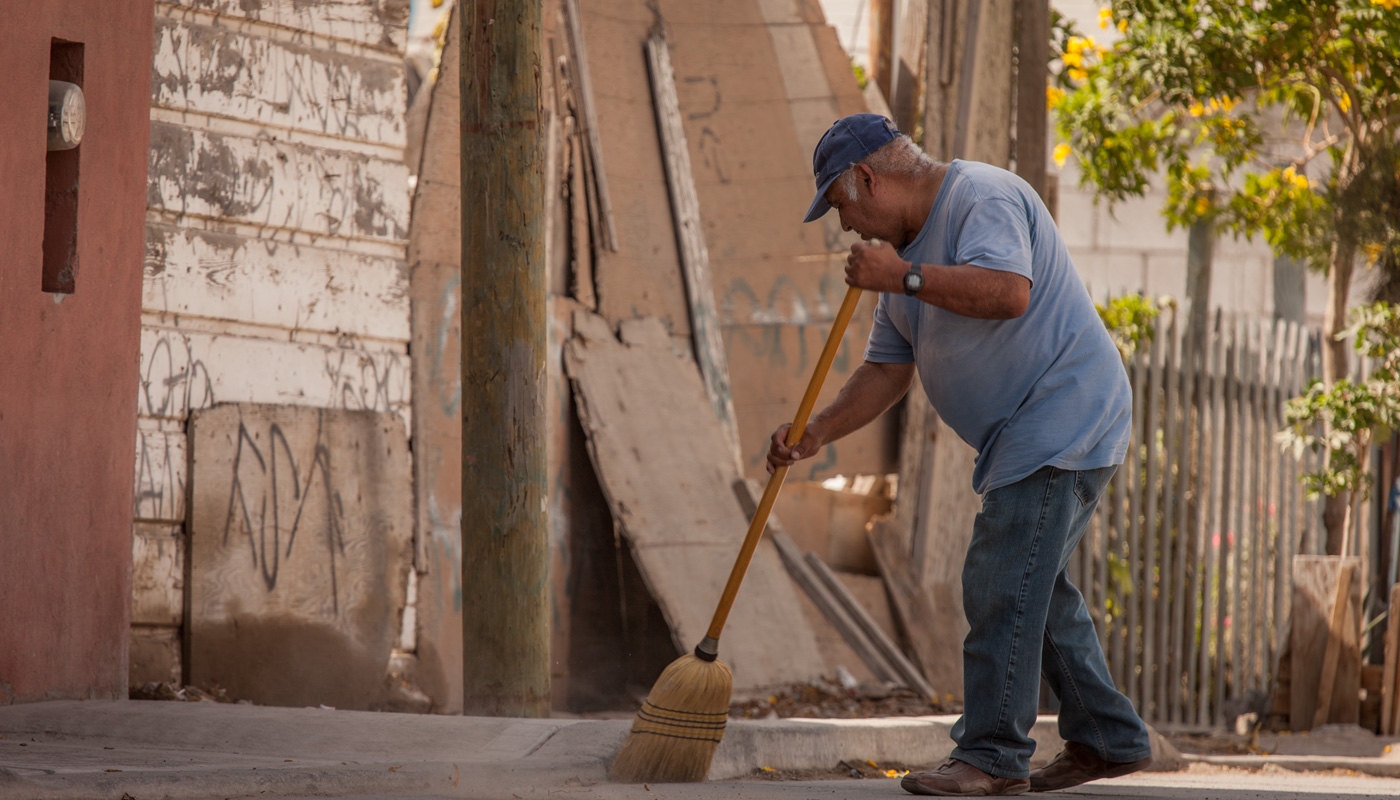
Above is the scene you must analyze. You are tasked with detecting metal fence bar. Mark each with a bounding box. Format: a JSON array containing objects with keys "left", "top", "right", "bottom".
[
  {"left": 1170, "top": 309, "right": 1195, "bottom": 725},
  {"left": 1080, "top": 305, "right": 1330, "bottom": 728},
  {"left": 1128, "top": 346, "right": 1147, "bottom": 708},
  {"left": 1217, "top": 319, "right": 1238, "bottom": 722},
  {"left": 1157, "top": 306, "right": 1181, "bottom": 720},
  {"left": 1142, "top": 317, "right": 1164, "bottom": 719}
]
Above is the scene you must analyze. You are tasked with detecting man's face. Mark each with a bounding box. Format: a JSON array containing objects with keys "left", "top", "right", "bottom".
[{"left": 824, "top": 167, "right": 902, "bottom": 245}]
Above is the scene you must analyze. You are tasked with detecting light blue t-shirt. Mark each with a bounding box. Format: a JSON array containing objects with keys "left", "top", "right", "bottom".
[{"left": 865, "top": 160, "right": 1131, "bottom": 494}]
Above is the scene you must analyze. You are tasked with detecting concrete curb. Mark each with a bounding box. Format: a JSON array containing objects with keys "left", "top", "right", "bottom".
[
  {"left": 711, "top": 715, "right": 1183, "bottom": 779},
  {"left": 713, "top": 715, "right": 1035, "bottom": 779},
  {"left": 1186, "top": 753, "right": 1400, "bottom": 780}
]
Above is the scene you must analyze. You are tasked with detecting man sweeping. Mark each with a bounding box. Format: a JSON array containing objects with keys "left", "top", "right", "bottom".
[{"left": 768, "top": 113, "right": 1153, "bottom": 796}]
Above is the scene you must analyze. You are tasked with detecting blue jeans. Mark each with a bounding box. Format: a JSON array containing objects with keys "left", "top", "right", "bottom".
[{"left": 950, "top": 465, "right": 1152, "bottom": 779}]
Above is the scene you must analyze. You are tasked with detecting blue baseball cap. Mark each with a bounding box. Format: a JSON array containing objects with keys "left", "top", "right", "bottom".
[{"left": 803, "top": 113, "right": 902, "bottom": 223}]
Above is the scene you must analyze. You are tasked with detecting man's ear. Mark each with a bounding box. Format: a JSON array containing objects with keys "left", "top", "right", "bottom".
[{"left": 855, "top": 163, "right": 876, "bottom": 195}]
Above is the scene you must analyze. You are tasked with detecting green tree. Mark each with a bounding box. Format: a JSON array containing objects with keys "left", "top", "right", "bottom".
[
  {"left": 1050, "top": 1, "right": 1400, "bottom": 554},
  {"left": 1280, "top": 302, "right": 1400, "bottom": 551}
]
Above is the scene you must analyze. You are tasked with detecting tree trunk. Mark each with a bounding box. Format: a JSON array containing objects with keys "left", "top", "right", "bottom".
[
  {"left": 1322, "top": 236, "right": 1358, "bottom": 557},
  {"left": 1185, "top": 213, "right": 1215, "bottom": 362}
]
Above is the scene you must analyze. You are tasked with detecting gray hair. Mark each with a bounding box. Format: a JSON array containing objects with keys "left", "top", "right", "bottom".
[{"left": 833, "top": 135, "right": 938, "bottom": 202}]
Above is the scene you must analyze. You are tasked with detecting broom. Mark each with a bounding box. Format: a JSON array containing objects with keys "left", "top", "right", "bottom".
[{"left": 608, "top": 285, "right": 864, "bottom": 783}]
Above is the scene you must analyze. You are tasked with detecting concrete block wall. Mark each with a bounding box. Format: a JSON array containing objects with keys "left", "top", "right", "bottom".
[{"left": 131, "top": 0, "right": 413, "bottom": 690}]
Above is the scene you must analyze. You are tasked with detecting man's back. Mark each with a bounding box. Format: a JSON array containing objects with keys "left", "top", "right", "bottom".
[{"left": 864, "top": 160, "right": 1132, "bottom": 494}]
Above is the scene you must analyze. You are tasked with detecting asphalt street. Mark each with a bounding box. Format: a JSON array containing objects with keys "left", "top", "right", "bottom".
[{"left": 259, "top": 767, "right": 1400, "bottom": 800}]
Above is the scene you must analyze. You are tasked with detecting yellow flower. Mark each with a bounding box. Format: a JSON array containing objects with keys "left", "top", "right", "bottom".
[
  {"left": 1219, "top": 95, "right": 1239, "bottom": 112},
  {"left": 1195, "top": 195, "right": 1211, "bottom": 216},
  {"left": 1373, "top": 0, "right": 1399, "bottom": 9},
  {"left": 1062, "top": 50, "right": 1084, "bottom": 68},
  {"left": 1118, "top": 18, "right": 1129, "bottom": 33},
  {"left": 1364, "top": 243, "right": 1384, "bottom": 265},
  {"left": 1099, "top": 7, "right": 1113, "bottom": 29},
  {"left": 1339, "top": 93, "right": 1353, "bottom": 112},
  {"left": 1053, "top": 142, "right": 1072, "bottom": 168},
  {"left": 1188, "top": 100, "right": 1205, "bottom": 117},
  {"left": 1068, "top": 67, "right": 1088, "bottom": 82},
  {"left": 1046, "top": 85, "right": 1066, "bottom": 109}
]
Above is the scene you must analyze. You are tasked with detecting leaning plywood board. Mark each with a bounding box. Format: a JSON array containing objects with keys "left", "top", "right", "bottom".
[
  {"left": 564, "top": 311, "right": 823, "bottom": 690},
  {"left": 575, "top": 0, "right": 895, "bottom": 483},
  {"left": 868, "top": 517, "right": 965, "bottom": 700},
  {"left": 188, "top": 404, "right": 412, "bottom": 710},
  {"left": 1289, "top": 555, "right": 1362, "bottom": 730}
]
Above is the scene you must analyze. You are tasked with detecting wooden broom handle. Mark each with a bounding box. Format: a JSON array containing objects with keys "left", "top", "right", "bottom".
[{"left": 704, "top": 286, "right": 863, "bottom": 642}]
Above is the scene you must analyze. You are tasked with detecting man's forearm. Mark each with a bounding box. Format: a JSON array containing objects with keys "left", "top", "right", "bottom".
[
  {"left": 808, "top": 360, "right": 916, "bottom": 446},
  {"left": 912, "top": 264, "right": 1029, "bottom": 319}
]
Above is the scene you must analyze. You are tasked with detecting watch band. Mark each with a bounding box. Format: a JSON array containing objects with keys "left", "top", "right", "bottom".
[{"left": 903, "top": 262, "right": 924, "bottom": 296}]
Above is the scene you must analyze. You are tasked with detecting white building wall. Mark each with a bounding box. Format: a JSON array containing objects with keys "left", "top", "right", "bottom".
[{"left": 130, "top": 0, "right": 411, "bottom": 687}]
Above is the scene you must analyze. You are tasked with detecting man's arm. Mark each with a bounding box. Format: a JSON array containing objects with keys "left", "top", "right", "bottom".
[
  {"left": 766, "top": 359, "right": 916, "bottom": 474},
  {"left": 844, "top": 241, "right": 1030, "bottom": 319}
]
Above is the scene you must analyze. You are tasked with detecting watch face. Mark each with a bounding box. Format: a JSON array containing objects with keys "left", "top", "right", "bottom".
[{"left": 904, "top": 271, "right": 923, "bottom": 294}]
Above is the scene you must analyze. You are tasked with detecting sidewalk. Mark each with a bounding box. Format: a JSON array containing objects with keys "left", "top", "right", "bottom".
[{"left": 0, "top": 700, "right": 1388, "bottom": 800}]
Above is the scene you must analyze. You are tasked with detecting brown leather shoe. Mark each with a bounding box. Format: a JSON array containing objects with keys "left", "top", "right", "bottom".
[
  {"left": 1029, "top": 741, "right": 1152, "bottom": 792},
  {"left": 901, "top": 758, "right": 1029, "bottom": 796}
]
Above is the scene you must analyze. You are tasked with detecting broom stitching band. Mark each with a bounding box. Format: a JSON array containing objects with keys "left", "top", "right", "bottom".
[
  {"left": 627, "top": 728, "right": 727, "bottom": 743},
  {"left": 638, "top": 701, "right": 729, "bottom": 720},
  {"left": 636, "top": 715, "right": 727, "bottom": 730}
]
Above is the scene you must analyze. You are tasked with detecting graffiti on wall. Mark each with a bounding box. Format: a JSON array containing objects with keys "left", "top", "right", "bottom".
[{"left": 222, "top": 418, "right": 347, "bottom": 609}]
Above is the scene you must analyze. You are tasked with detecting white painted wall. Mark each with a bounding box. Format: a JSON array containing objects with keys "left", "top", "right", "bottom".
[{"left": 131, "top": 0, "right": 412, "bottom": 687}]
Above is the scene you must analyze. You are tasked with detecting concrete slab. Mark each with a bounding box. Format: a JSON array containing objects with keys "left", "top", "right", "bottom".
[{"left": 0, "top": 700, "right": 1394, "bottom": 800}]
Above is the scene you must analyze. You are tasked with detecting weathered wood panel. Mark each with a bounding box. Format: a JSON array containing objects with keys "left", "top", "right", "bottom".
[
  {"left": 137, "top": 327, "right": 410, "bottom": 425},
  {"left": 162, "top": 0, "right": 409, "bottom": 52},
  {"left": 152, "top": 18, "right": 406, "bottom": 146},
  {"left": 144, "top": 224, "right": 409, "bottom": 339},
  {"left": 724, "top": 309, "right": 896, "bottom": 480},
  {"left": 1289, "top": 556, "right": 1362, "bottom": 730},
  {"left": 147, "top": 122, "right": 409, "bottom": 243},
  {"left": 648, "top": 36, "right": 741, "bottom": 467},
  {"left": 187, "top": 404, "right": 413, "bottom": 709},
  {"left": 564, "top": 312, "right": 823, "bottom": 690},
  {"left": 128, "top": 626, "right": 183, "bottom": 687},
  {"left": 400, "top": 6, "right": 462, "bottom": 710},
  {"left": 132, "top": 523, "right": 185, "bottom": 627},
  {"left": 134, "top": 429, "right": 187, "bottom": 523},
  {"left": 715, "top": 255, "right": 851, "bottom": 327}
]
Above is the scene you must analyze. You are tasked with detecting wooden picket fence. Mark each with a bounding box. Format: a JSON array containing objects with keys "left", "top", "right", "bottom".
[{"left": 1069, "top": 306, "right": 1328, "bottom": 728}]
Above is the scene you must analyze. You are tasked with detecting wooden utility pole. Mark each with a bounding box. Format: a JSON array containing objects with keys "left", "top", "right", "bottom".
[
  {"left": 871, "top": 0, "right": 895, "bottom": 103},
  {"left": 460, "top": 0, "right": 550, "bottom": 717},
  {"left": 1015, "top": 0, "right": 1049, "bottom": 204}
]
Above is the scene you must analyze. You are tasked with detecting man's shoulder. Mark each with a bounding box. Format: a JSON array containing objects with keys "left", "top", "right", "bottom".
[{"left": 948, "top": 160, "right": 1033, "bottom": 205}]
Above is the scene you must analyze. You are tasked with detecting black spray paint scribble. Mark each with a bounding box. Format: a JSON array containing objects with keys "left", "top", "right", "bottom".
[
  {"left": 222, "top": 415, "right": 347, "bottom": 613},
  {"left": 142, "top": 333, "right": 215, "bottom": 418},
  {"left": 134, "top": 432, "right": 185, "bottom": 521}
]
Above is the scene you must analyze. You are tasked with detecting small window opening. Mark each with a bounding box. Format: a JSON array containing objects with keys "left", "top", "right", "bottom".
[{"left": 43, "top": 39, "right": 84, "bottom": 295}]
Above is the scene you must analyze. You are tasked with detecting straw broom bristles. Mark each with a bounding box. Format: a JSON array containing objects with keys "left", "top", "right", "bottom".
[{"left": 607, "top": 652, "right": 733, "bottom": 783}]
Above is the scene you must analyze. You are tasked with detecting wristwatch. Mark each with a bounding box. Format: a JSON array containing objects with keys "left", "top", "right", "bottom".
[{"left": 902, "top": 262, "right": 924, "bottom": 296}]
